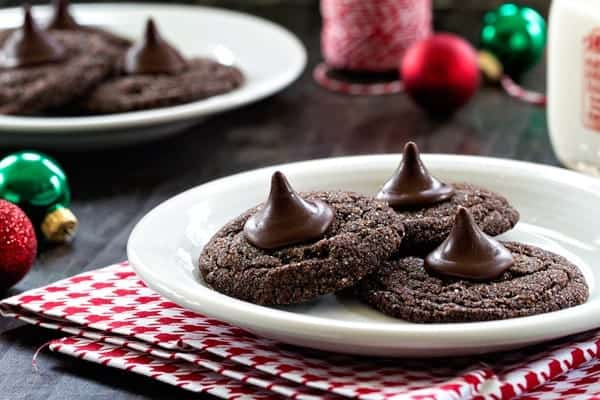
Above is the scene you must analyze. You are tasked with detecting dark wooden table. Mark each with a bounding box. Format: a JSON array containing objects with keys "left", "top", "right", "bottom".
[{"left": 0, "top": 1, "right": 551, "bottom": 398}]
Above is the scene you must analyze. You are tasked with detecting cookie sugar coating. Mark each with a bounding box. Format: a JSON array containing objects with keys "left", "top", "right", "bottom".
[
  {"left": 356, "top": 242, "right": 589, "bottom": 323},
  {"left": 397, "top": 183, "right": 519, "bottom": 255},
  {"left": 199, "top": 191, "right": 405, "bottom": 305},
  {"left": 0, "top": 31, "right": 120, "bottom": 115},
  {"left": 82, "top": 58, "right": 243, "bottom": 114}
]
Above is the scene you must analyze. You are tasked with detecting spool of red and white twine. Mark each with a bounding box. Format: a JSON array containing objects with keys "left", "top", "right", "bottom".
[
  {"left": 314, "top": 0, "right": 546, "bottom": 107},
  {"left": 316, "top": 0, "right": 430, "bottom": 95},
  {"left": 320, "top": 0, "right": 432, "bottom": 73}
]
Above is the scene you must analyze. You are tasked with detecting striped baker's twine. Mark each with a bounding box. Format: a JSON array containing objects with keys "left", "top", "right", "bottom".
[
  {"left": 315, "top": 0, "right": 430, "bottom": 96},
  {"left": 320, "top": 0, "right": 432, "bottom": 72},
  {"left": 314, "top": 63, "right": 546, "bottom": 107},
  {"left": 500, "top": 75, "right": 546, "bottom": 107},
  {"left": 313, "top": 63, "right": 404, "bottom": 96}
]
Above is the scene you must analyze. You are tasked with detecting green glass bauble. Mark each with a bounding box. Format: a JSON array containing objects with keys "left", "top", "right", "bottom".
[
  {"left": 480, "top": 3, "right": 547, "bottom": 76},
  {"left": 0, "top": 151, "right": 77, "bottom": 242}
]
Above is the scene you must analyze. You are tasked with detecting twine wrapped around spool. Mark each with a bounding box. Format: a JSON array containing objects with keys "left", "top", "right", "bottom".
[
  {"left": 316, "top": 0, "right": 432, "bottom": 95},
  {"left": 321, "top": 0, "right": 432, "bottom": 72}
]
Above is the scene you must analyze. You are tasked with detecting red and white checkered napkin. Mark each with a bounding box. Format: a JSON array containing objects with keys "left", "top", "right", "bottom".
[{"left": 2, "top": 263, "right": 600, "bottom": 400}]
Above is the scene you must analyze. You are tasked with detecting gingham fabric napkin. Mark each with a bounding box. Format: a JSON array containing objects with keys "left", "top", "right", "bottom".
[{"left": 2, "top": 262, "right": 600, "bottom": 400}]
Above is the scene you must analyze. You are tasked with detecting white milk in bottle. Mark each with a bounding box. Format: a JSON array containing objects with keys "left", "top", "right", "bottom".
[{"left": 548, "top": 0, "right": 600, "bottom": 175}]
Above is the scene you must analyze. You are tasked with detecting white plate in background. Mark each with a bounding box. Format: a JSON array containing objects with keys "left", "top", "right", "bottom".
[
  {"left": 128, "top": 155, "right": 600, "bottom": 357},
  {"left": 0, "top": 3, "right": 306, "bottom": 149}
]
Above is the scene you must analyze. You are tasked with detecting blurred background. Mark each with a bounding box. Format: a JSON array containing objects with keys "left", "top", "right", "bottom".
[
  {"left": 0, "top": 0, "right": 555, "bottom": 265},
  {"left": 0, "top": 0, "right": 551, "bottom": 6},
  {"left": 0, "top": 0, "right": 552, "bottom": 273}
]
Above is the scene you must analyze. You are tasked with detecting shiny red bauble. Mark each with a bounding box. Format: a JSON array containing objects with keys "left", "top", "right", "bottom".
[
  {"left": 0, "top": 200, "right": 37, "bottom": 289},
  {"left": 401, "top": 33, "right": 480, "bottom": 115}
]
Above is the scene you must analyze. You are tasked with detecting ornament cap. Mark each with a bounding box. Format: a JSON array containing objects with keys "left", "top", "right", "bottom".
[
  {"left": 41, "top": 207, "right": 78, "bottom": 243},
  {"left": 46, "top": 0, "right": 79, "bottom": 30},
  {"left": 376, "top": 142, "right": 455, "bottom": 208},
  {"left": 424, "top": 207, "right": 514, "bottom": 281},
  {"left": 1, "top": 6, "right": 66, "bottom": 68},
  {"left": 124, "top": 18, "right": 187, "bottom": 75},
  {"left": 478, "top": 50, "right": 503, "bottom": 82},
  {"left": 243, "top": 171, "right": 335, "bottom": 250}
]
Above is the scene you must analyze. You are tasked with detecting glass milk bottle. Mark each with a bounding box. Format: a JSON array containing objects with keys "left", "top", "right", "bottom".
[{"left": 548, "top": 0, "right": 600, "bottom": 175}]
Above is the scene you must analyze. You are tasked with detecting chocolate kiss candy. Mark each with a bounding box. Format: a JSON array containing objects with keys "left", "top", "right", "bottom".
[
  {"left": 1, "top": 6, "right": 65, "bottom": 68},
  {"left": 46, "top": 0, "right": 79, "bottom": 30},
  {"left": 376, "top": 142, "right": 454, "bottom": 208},
  {"left": 244, "top": 171, "right": 335, "bottom": 250},
  {"left": 424, "top": 207, "right": 514, "bottom": 281},
  {"left": 124, "top": 18, "right": 187, "bottom": 75}
]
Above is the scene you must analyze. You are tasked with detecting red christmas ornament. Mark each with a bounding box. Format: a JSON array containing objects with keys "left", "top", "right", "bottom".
[
  {"left": 0, "top": 200, "right": 37, "bottom": 288},
  {"left": 401, "top": 33, "right": 480, "bottom": 114}
]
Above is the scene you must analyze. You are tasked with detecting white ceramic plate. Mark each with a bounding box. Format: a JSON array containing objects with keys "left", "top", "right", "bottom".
[
  {"left": 0, "top": 3, "right": 306, "bottom": 149},
  {"left": 128, "top": 155, "right": 600, "bottom": 357}
]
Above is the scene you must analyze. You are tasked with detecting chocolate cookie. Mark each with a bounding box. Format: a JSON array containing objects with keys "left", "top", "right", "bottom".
[
  {"left": 45, "top": 0, "right": 131, "bottom": 50},
  {"left": 0, "top": 1, "right": 131, "bottom": 50},
  {"left": 199, "top": 190, "right": 405, "bottom": 305},
  {"left": 397, "top": 182, "right": 519, "bottom": 255},
  {"left": 376, "top": 142, "right": 519, "bottom": 255},
  {"left": 82, "top": 19, "right": 243, "bottom": 114},
  {"left": 82, "top": 58, "right": 243, "bottom": 114},
  {"left": 356, "top": 242, "right": 589, "bottom": 323},
  {"left": 0, "top": 15, "right": 120, "bottom": 115}
]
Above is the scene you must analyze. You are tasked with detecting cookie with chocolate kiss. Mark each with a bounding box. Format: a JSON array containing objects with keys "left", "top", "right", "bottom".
[
  {"left": 0, "top": 6, "right": 121, "bottom": 115},
  {"left": 199, "top": 172, "right": 405, "bottom": 305},
  {"left": 45, "top": 0, "right": 131, "bottom": 50},
  {"left": 356, "top": 208, "right": 589, "bottom": 323},
  {"left": 82, "top": 19, "right": 243, "bottom": 114},
  {"left": 0, "top": 1, "right": 130, "bottom": 51},
  {"left": 376, "top": 142, "right": 519, "bottom": 255}
]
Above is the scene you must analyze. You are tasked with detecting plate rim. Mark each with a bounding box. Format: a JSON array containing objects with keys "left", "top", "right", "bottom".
[
  {"left": 127, "top": 155, "right": 600, "bottom": 352},
  {"left": 0, "top": 2, "right": 307, "bottom": 133}
]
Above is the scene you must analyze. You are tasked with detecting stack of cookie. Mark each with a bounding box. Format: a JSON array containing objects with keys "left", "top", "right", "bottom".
[
  {"left": 199, "top": 142, "right": 589, "bottom": 323},
  {"left": 0, "top": 1, "right": 243, "bottom": 116}
]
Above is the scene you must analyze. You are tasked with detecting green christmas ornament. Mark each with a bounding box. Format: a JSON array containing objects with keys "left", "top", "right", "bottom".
[
  {"left": 480, "top": 3, "right": 547, "bottom": 76},
  {"left": 0, "top": 151, "right": 77, "bottom": 242}
]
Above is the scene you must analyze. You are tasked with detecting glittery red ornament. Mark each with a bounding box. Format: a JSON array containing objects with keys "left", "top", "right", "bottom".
[
  {"left": 0, "top": 200, "right": 37, "bottom": 288},
  {"left": 401, "top": 33, "right": 480, "bottom": 115}
]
